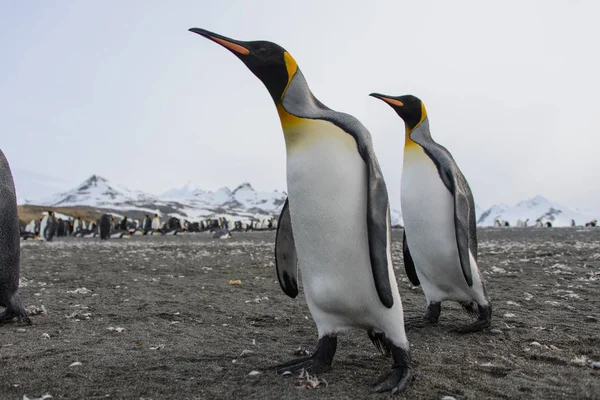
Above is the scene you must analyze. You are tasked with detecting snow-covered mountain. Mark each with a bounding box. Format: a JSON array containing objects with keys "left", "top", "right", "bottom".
[
  {"left": 46, "top": 175, "right": 158, "bottom": 207},
  {"left": 18, "top": 174, "right": 598, "bottom": 228},
  {"left": 35, "top": 175, "right": 286, "bottom": 223},
  {"left": 477, "top": 195, "right": 599, "bottom": 227}
]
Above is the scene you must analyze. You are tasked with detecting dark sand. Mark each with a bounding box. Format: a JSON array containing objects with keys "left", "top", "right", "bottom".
[{"left": 1, "top": 228, "right": 599, "bottom": 399}]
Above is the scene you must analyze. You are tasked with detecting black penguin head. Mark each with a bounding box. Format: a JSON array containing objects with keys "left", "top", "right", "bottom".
[
  {"left": 189, "top": 28, "right": 296, "bottom": 103},
  {"left": 369, "top": 93, "right": 427, "bottom": 132}
]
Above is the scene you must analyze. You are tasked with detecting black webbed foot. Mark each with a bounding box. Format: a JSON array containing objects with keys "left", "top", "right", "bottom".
[
  {"left": 455, "top": 303, "right": 492, "bottom": 333},
  {"left": 371, "top": 343, "right": 413, "bottom": 394},
  {"left": 272, "top": 335, "right": 337, "bottom": 374},
  {"left": 405, "top": 302, "right": 441, "bottom": 330}
]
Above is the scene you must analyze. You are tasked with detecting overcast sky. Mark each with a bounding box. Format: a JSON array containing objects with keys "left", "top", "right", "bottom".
[{"left": 1, "top": 1, "right": 599, "bottom": 211}]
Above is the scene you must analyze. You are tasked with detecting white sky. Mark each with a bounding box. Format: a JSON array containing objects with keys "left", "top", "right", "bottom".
[{"left": 1, "top": 0, "right": 599, "bottom": 211}]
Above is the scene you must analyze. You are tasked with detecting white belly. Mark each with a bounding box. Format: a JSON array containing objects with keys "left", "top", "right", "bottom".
[
  {"left": 284, "top": 120, "right": 405, "bottom": 342},
  {"left": 401, "top": 146, "right": 484, "bottom": 304}
]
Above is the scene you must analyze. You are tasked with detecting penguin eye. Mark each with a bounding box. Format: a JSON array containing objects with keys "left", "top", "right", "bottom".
[{"left": 258, "top": 47, "right": 269, "bottom": 54}]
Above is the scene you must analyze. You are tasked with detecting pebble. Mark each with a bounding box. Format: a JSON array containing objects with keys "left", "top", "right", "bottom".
[
  {"left": 41, "top": 333, "right": 50, "bottom": 339},
  {"left": 592, "top": 362, "right": 600, "bottom": 370},
  {"left": 248, "top": 370, "right": 261, "bottom": 377},
  {"left": 282, "top": 371, "right": 293, "bottom": 376},
  {"left": 585, "top": 315, "right": 598, "bottom": 322},
  {"left": 530, "top": 341, "right": 542, "bottom": 347},
  {"left": 69, "top": 362, "right": 82, "bottom": 368},
  {"left": 489, "top": 329, "right": 503, "bottom": 335},
  {"left": 503, "top": 313, "right": 516, "bottom": 318},
  {"left": 16, "top": 328, "right": 26, "bottom": 333},
  {"left": 441, "top": 397, "right": 457, "bottom": 400}
]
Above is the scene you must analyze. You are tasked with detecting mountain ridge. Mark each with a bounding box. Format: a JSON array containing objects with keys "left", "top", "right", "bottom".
[{"left": 13, "top": 173, "right": 599, "bottom": 227}]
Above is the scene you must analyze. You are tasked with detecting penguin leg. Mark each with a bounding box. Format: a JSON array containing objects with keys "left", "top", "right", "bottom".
[
  {"left": 455, "top": 303, "right": 492, "bottom": 333},
  {"left": 272, "top": 334, "right": 337, "bottom": 374},
  {"left": 371, "top": 342, "right": 413, "bottom": 394},
  {"left": 405, "top": 301, "right": 441, "bottom": 330}
]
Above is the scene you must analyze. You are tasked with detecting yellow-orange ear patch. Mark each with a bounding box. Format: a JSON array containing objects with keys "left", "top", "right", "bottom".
[
  {"left": 282, "top": 52, "right": 298, "bottom": 97},
  {"left": 210, "top": 36, "right": 250, "bottom": 55}
]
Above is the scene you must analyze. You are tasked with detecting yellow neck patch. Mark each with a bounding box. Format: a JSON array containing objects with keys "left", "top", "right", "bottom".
[
  {"left": 405, "top": 102, "right": 428, "bottom": 148},
  {"left": 282, "top": 52, "right": 297, "bottom": 99}
]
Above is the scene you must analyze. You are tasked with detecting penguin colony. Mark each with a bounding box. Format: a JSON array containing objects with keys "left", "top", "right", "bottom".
[
  {"left": 3, "top": 28, "right": 597, "bottom": 396},
  {"left": 20, "top": 213, "right": 277, "bottom": 241}
]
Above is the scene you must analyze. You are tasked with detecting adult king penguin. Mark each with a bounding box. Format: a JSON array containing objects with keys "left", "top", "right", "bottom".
[
  {"left": 370, "top": 93, "right": 492, "bottom": 333},
  {"left": 0, "top": 149, "right": 30, "bottom": 323},
  {"left": 189, "top": 28, "right": 412, "bottom": 393}
]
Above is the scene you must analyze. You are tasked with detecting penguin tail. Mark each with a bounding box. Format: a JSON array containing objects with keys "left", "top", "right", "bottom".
[
  {"left": 0, "top": 294, "right": 31, "bottom": 325},
  {"left": 367, "top": 330, "right": 392, "bottom": 357},
  {"left": 461, "top": 302, "right": 480, "bottom": 318}
]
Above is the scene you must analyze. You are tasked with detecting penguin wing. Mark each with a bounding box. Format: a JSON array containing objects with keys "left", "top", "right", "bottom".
[
  {"left": 402, "top": 230, "right": 420, "bottom": 286},
  {"left": 275, "top": 198, "right": 298, "bottom": 298},
  {"left": 449, "top": 170, "right": 475, "bottom": 287}
]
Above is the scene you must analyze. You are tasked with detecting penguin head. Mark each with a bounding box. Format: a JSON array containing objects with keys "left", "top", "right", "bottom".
[
  {"left": 369, "top": 93, "right": 427, "bottom": 132},
  {"left": 189, "top": 28, "right": 296, "bottom": 103}
]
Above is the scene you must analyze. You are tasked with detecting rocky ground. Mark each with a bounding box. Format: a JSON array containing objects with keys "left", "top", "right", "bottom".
[{"left": 1, "top": 228, "right": 599, "bottom": 399}]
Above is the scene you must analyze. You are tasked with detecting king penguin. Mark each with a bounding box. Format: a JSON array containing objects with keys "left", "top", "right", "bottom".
[
  {"left": 370, "top": 93, "right": 492, "bottom": 333},
  {"left": 189, "top": 28, "right": 412, "bottom": 393},
  {"left": 0, "top": 149, "right": 30, "bottom": 323}
]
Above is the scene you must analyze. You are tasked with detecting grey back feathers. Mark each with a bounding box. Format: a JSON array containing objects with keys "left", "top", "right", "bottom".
[
  {"left": 0, "top": 149, "right": 29, "bottom": 323},
  {"left": 410, "top": 119, "right": 477, "bottom": 286},
  {"left": 282, "top": 69, "right": 395, "bottom": 308}
]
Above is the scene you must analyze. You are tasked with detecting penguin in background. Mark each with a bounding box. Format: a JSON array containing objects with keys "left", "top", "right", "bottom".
[
  {"left": 40, "top": 211, "right": 57, "bottom": 241},
  {"left": 0, "top": 149, "right": 30, "bottom": 323},
  {"left": 190, "top": 28, "right": 412, "bottom": 393},
  {"left": 151, "top": 214, "right": 161, "bottom": 231},
  {"left": 370, "top": 93, "right": 491, "bottom": 333},
  {"left": 99, "top": 214, "right": 111, "bottom": 240},
  {"left": 142, "top": 214, "right": 152, "bottom": 235}
]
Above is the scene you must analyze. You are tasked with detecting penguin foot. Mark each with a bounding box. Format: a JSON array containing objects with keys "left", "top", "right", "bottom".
[
  {"left": 405, "top": 302, "right": 440, "bottom": 330},
  {"left": 371, "top": 344, "right": 413, "bottom": 394},
  {"left": 273, "top": 335, "right": 337, "bottom": 374},
  {"left": 0, "top": 308, "right": 31, "bottom": 325},
  {"left": 454, "top": 303, "right": 492, "bottom": 333}
]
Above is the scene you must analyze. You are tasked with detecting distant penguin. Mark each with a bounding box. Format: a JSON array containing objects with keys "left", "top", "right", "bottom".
[
  {"left": 212, "top": 228, "right": 231, "bottom": 239},
  {"left": 99, "top": 214, "right": 111, "bottom": 240},
  {"left": 119, "top": 216, "right": 128, "bottom": 232},
  {"left": 0, "top": 149, "right": 30, "bottom": 323},
  {"left": 25, "top": 219, "right": 38, "bottom": 234},
  {"left": 370, "top": 93, "right": 491, "bottom": 333},
  {"left": 73, "top": 217, "right": 83, "bottom": 234},
  {"left": 571, "top": 219, "right": 576, "bottom": 227},
  {"left": 586, "top": 220, "right": 597, "bottom": 227},
  {"left": 40, "top": 211, "right": 57, "bottom": 241},
  {"left": 190, "top": 28, "right": 413, "bottom": 392},
  {"left": 545, "top": 222, "right": 552, "bottom": 228},
  {"left": 151, "top": 214, "right": 161, "bottom": 230},
  {"left": 142, "top": 215, "right": 152, "bottom": 234}
]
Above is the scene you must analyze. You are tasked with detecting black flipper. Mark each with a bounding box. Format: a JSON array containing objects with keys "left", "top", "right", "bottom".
[
  {"left": 274, "top": 198, "right": 298, "bottom": 298},
  {"left": 402, "top": 230, "right": 419, "bottom": 286},
  {"left": 448, "top": 170, "right": 474, "bottom": 287},
  {"left": 365, "top": 155, "right": 394, "bottom": 308}
]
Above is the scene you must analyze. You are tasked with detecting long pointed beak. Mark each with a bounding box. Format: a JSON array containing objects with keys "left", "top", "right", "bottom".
[
  {"left": 189, "top": 28, "right": 250, "bottom": 55},
  {"left": 369, "top": 93, "right": 404, "bottom": 107}
]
